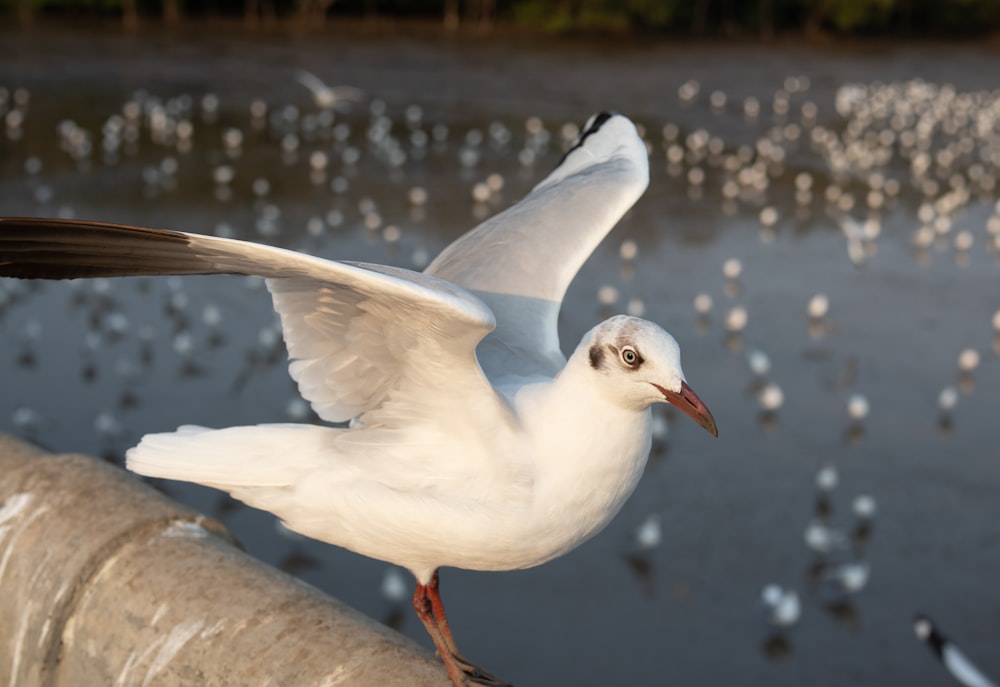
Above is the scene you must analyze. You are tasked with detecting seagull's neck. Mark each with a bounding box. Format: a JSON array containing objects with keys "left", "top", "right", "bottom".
[
  {"left": 514, "top": 358, "right": 652, "bottom": 560},
  {"left": 533, "top": 358, "right": 652, "bottom": 475}
]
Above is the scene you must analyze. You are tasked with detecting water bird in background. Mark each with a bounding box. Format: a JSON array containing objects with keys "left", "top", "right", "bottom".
[
  {"left": 0, "top": 113, "right": 718, "bottom": 686},
  {"left": 294, "top": 68, "right": 366, "bottom": 110},
  {"left": 914, "top": 615, "right": 998, "bottom": 687}
]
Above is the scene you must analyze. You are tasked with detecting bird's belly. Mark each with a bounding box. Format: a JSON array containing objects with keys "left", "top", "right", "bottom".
[
  {"left": 436, "top": 438, "right": 652, "bottom": 573},
  {"left": 332, "top": 471, "right": 644, "bottom": 577},
  {"left": 291, "top": 423, "right": 651, "bottom": 578}
]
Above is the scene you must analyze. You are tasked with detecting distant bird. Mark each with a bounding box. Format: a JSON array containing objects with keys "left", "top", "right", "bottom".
[
  {"left": 824, "top": 561, "right": 869, "bottom": 594},
  {"left": 807, "top": 293, "right": 829, "bottom": 320},
  {"left": 761, "top": 585, "right": 801, "bottom": 627},
  {"left": 836, "top": 214, "right": 868, "bottom": 268},
  {"left": 847, "top": 393, "right": 870, "bottom": 422},
  {"left": 914, "top": 615, "right": 998, "bottom": 687},
  {"left": 804, "top": 520, "right": 847, "bottom": 554},
  {"left": 294, "top": 69, "right": 366, "bottom": 110},
  {"left": 0, "top": 113, "right": 717, "bottom": 686}
]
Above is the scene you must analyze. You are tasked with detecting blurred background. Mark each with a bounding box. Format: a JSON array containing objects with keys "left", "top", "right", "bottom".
[
  {"left": 5, "top": 0, "right": 1000, "bottom": 36},
  {"left": 1, "top": 4, "right": 999, "bottom": 686}
]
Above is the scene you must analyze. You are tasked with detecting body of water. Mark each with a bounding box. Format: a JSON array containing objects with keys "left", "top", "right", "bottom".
[{"left": 1, "top": 27, "right": 999, "bottom": 686}]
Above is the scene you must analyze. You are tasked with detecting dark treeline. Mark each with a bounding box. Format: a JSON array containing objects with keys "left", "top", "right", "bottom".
[{"left": 4, "top": 0, "right": 1000, "bottom": 37}]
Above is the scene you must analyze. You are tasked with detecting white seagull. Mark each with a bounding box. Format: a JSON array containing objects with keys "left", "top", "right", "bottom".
[
  {"left": 914, "top": 614, "right": 998, "bottom": 687},
  {"left": 294, "top": 68, "right": 366, "bottom": 110},
  {"left": 0, "top": 112, "right": 717, "bottom": 686}
]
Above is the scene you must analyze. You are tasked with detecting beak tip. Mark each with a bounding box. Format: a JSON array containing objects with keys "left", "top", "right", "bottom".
[
  {"left": 660, "top": 381, "right": 718, "bottom": 439},
  {"left": 700, "top": 413, "right": 719, "bottom": 438}
]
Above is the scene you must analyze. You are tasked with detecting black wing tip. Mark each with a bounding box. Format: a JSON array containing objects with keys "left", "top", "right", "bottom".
[
  {"left": 554, "top": 111, "right": 624, "bottom": 169},
  {"left": 577, "top": 111, "right": 620, "bottom": 145},
  {"left": 0, "top": 216, "right": 189, "bottom": 239},
  {"left": 585, "top": 111, "right": 618, "bottom": 133},
  {"left": 0, "top": 216, "right": 201, "bottom": 281}
]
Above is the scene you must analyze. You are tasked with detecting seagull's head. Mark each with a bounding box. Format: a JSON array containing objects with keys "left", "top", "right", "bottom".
[{"left": 581, "top": 315, "right": 718, "bottom": 437}]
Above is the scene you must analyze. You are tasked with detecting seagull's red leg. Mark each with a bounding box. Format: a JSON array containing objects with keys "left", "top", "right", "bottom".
[
  {"left": 412, "top": 570, "right": 510, "bottom": 686},
  {"left": 412, "top": 577, "right": 462, "bottom": 683},
  {"left": 426, "top": 569, "right": 460, "bottom": 654}
]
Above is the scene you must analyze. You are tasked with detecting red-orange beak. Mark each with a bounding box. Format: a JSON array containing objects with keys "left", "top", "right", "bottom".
[{"left": 655, "top": 381, "right": 718, "bottom": 437}]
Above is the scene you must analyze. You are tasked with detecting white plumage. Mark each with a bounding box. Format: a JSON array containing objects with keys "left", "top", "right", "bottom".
[
  {"left": 0, "top": 112, "right": 717, "bottom": 687},
  {"left": 294, "top": 69, "right": 366, "bottom": 110}
]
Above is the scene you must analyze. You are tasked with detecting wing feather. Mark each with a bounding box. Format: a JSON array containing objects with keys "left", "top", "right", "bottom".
[
  {"left": 0, "top": 217, "right": 498, "bottom": 425},
  {"left": 425, "top": 112, "right": 649, "bottom": 379}
]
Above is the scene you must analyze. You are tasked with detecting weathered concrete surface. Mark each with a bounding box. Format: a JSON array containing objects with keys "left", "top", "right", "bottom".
[{"left": 0, "top": 432, "right": 448, "bottom": 687}]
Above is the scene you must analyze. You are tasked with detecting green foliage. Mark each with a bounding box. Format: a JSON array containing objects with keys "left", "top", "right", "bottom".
[
  {"left": 505, "top": 0, "right": 1000, "bottom": 35},
  {"left": 509, "top": 0, "right": 677, "bottom": 32},
  {"left": 2, "top": 0, "right": 1000, "bottom": 35},
  {"left": 815, "top": 0, "right": 896, "bottom": 31}
]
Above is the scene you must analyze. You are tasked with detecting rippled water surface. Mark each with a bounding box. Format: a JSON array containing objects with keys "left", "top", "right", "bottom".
[{"left": 2, "top": 27, "right": 999, "bottom": 686}]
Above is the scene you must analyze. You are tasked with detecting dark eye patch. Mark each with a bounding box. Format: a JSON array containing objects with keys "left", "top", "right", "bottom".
[
  {"left": 591, "top": 343, "right": 643, "bottom": 371},
  {"left": 589, "top": 344, "right": 606, "bottom": 369}
]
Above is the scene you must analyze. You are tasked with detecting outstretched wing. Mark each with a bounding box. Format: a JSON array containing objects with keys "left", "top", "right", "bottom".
[
  {"left": 0, "top": 217, "right": 498, "bottom": 426},
  {"left": 295, "top": 69, "right": 365, "bottom": 109},
  {"left": 425, "top": 112, "right": 649, "bottom": 380}
]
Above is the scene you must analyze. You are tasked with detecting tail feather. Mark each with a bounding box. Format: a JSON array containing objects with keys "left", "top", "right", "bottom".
[{"left": 126, "top": 424, "right": 339, "bottom": 490}]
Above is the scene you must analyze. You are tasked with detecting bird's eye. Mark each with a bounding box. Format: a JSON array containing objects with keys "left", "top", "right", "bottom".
[{"left": 621, "top": 346, "right": 639, "bottom": 367}]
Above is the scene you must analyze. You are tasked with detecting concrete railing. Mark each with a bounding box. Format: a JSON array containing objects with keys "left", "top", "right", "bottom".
[{"left": 0, "top": 432, "right": 448, "bottom": 686}]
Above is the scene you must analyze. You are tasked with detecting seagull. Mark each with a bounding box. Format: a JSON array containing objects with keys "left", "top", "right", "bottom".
[
  {"left": 294, "top": 68, "right": 366, "bottom": 110},
  {"left": 761, "top": 585, "right": 801, "bottom": 627},
  {"left": 0, "top": 112, "right": 718, "bottom": 686},
  {"left": 836, "top": 214, "right": 869, "bottom": 268},
  {"left": 914, "top": 614, "right": 998, "bottom": 687}
]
